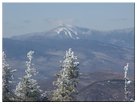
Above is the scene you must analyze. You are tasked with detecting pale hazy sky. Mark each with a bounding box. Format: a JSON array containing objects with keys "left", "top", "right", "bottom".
[{"left": 3, "top": 3, "right": 134, "bottom": 37}]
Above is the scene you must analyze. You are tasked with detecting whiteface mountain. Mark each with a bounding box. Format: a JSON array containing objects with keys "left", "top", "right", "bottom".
[
  {"left": 3, "top": 25, "right": 134, "bottom": 78},
  {"left": 12, "top": 24, "right": 134, "bottom": 48}
]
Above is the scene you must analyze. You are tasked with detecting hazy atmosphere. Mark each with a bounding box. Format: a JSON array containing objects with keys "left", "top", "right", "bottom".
[
  {"left": 3, "top": 3, "right": 134, "bottom": 37},
  {"left": 3, "top": 3, "right": 135, "bottom": 102}
]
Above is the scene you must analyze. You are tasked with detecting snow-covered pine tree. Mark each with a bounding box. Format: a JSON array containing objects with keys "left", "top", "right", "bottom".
[
  {"left": 15, "top": 51, "right": 42, "bottom": 101},
  {"left": 52, "top": 48, "right": 79, "bottom": 101},
  {"left": 123, "top": 63, "right": 132, "bottom": 101},
  {"left": 2, "top": 51, "right": 16, "bottom": 101}
]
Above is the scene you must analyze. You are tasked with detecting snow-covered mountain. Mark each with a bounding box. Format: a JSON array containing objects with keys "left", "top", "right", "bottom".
[
  {"left": 12, "top": 24, "right": 93, "bottom": 40},
  {"left": 11, "top": 24, "right": 134, "bottom": 48}
]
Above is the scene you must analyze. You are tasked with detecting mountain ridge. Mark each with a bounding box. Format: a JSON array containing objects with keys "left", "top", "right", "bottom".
[{"left": 10, "top": 25, "right": 134, "bottom": 44}]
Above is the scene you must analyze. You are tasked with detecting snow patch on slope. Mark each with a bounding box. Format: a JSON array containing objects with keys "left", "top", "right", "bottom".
[{"left": 54, "top": 24, "right": 79, "bottom": 39}]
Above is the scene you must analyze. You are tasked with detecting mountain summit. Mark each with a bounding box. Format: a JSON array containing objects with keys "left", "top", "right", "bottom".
[
  {"left": 12, "top": 24, "right": 93, "bottom": 40},
  {"left": 53, "top": 24, "right": 80, "bottom": 39}
]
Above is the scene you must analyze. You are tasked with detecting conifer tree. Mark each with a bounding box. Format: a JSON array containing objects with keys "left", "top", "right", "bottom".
[
  {"left": 2, "top": 51, "right": 16, "bottom": 101},
  {"left": 123, "top": 63, "right": 132, "bottom": 101},
  {"left": 15, "top": 51, "right": 42, "bottom": 101},
  {"left": 52, "top": 48, "right": 79, "bottom": 101}
]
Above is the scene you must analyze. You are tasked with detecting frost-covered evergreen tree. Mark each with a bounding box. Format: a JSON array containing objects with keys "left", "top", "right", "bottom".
[
  {"left": 52, "top": 48, "right": 79, "bottom": 101},
  {"left": 123, "top": 63, "right": 132, "bottom": 101},
  {"left": 2, "top": 51, "right": 16, "bottom": 101},
  {"left": 15, "top": 51, "right": 42, "bottom": 101}
]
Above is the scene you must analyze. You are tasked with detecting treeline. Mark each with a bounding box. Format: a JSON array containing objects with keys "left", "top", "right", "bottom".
[
  {"left": 2, "top": 48, "right": 133, "bottom": 102},
  {"left": 3, "top": 48, "right": 79, "bottom": 102}
]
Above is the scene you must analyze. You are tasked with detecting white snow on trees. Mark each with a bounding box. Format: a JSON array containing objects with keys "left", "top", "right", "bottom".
[
  {"left": 52, "top": 48, "right": 79, "bottom": 101},
  {"left": 2, "top": 51, "right": 16, "bottom": 101},
  {"left": 15, "top": 51, "right": 42, "bottom": 101},
  {"left": 123, "top": 63, "right": 133, "bottom": 101}
]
